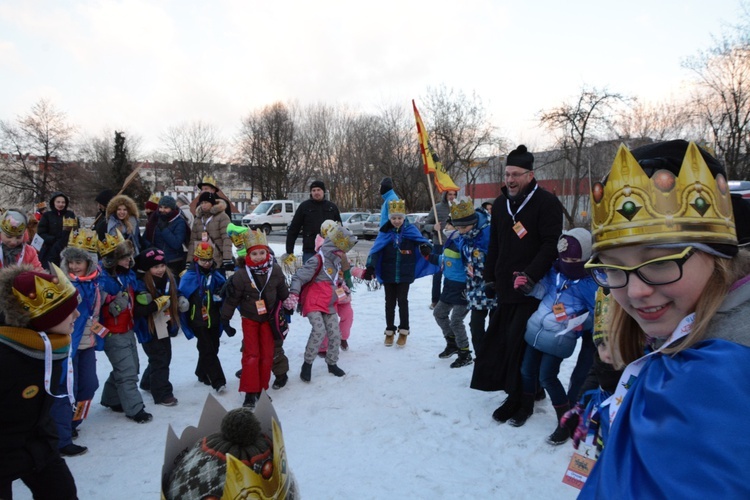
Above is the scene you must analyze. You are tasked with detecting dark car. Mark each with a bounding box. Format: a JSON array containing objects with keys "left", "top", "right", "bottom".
[{"left": 230, "top": 213, "right": 246, "bottom": 225}]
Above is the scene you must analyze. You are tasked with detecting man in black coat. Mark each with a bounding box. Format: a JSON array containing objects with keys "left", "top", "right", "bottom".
[
  {"left": 285, "top": 180, "right": 342, "bottom": 263},
  {"left": 470, "top": 145, "right": 563, "bottom": 423}
]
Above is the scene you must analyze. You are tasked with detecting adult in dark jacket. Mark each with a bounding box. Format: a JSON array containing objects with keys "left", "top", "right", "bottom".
[
  {"left": 37, "top": 191, "right": 76, "bottom": 268},
  {"left": 92, "top": 189, "right": 114, "bottom": 239},
  {"left": 470, "top": 145, "right": 563, "bottom": 423},
  {"left": 0, "top": 264, "right": 81, "bottom": 499},
  {"left": 422, "top": 189, "right": 458, "bottom": 307},
  {"left": 285, "top": 180, "right": 342, "bottom": 263},
  {"left": 144, "top": 195, "right": 188, "bottom": 278}
]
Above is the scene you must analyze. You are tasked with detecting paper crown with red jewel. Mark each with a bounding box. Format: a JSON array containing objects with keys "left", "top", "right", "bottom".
[
  {"left": 12, "top": 263, "right": 79, "bottom": 330},
  {"left": 68, "top": 228, "right": 99, "bottom": 254},
  {"left": 193, "top": 241, "right": 214, "bottom": 261},
  {"left": 590, "top": 142, "right": 737, "bottom": 252},
  {"left": 97, "top": 229, "right": 127, "bottom": 257},
  {"left": 1, "top": 209, "right": 28, "bottom": 237}
]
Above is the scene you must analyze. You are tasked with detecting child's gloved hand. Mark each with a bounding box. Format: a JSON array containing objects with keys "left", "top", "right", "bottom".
[
  {"left": 177, "top": 296, "right": 190, "bottom": 312},
  {"left": 222, "top": 260, "right": 235, "bottom": 271},
  {"left": 362, "top": 266, "right": 375, "bottom": 281},
  {"left": 561, "top": 403, "right": 587, "bottom": 449},
  {"left": 351, "top": 267, "right": 365, "bottom": 280},
  {"left": 154, "top": 295, "right": 170, "bottom": 312},
  {"left": 483, "top": 282, "right": 495, "bottom": 299},
  {"left": 222, "top": 320, "right": 237, "bottom": 337},
  {"left": 108, "top": 291, "right": 130, "bottom": 317},
  {"left": 281, "top": 253, "right": 297, "bottom": 266},
  {"left": 419, "top": 244, "right": 432, "bottom": 257},
  {"left": 283, "top": 294, "right": 299, "bottom": 311}
]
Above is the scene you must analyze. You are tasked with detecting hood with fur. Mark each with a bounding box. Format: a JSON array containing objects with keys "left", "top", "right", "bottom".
[
  {"left": 195, "top": 198, "right": 228, "bottom": 218},
  {"left": 101, "top": 239, "right": 135, "bottom": 269},
  {"left": 0, "top": 264, "right": 35, "bottom": 327},
  {"left": 106, "top": 194, "right": 140, "bottom": 220},
  {"left": 61, "top": 246, "right": 99, "bottom": 275}
]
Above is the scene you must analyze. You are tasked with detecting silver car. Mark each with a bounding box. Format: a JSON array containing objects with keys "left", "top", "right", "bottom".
[
  {"left": 362, "top": 214, "right": 381, "bottom": 240},
  {"left": 341, "top": 212, "right": 371, "bottom": 237}
]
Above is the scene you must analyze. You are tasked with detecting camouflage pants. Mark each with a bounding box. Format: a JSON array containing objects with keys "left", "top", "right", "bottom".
[{"left": 304, "top": 311, "right": 341, "bottom": 364}]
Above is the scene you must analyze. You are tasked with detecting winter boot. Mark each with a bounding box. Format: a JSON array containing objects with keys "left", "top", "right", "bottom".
[
  {"left": 59, "top": 444, "right": 88, "bottom": 457},
  {"left": 300, "top": 362, "right": 312, "bottom": 382},
  {"left": 546, "top": 403, "right": 572, "bottom": 445},
  {"left": 384, "top": 329, "right": 395, "bottom": 347},
  {"left": 396, "top": 328, "right": 409, "bottom": 347},
  {"left": 508, "top": 393, "right": 536, "bottom": 427},
  {"left": 450, "top": 349, "right": 473, "bottom": 368},
  {"left": 438, "top": 337, "right": 459, "bottom": 358},
  {"left": 492, "top": 394, "right": 521, "bottom": 423},
  {"left": 243, "top": 392, "right": 259, "bottom": 411},
  {"left": 127, "top": 408, "right": 153, "bottom": 424},
  {"left": 235, "top": 369, "right": 242, "bottom": 379},
  {"left": 272, "top": 373, "right": 288, "bottom": 389},
  {"left": 327, "top": 364, "right": 346, "bottom": 377}
]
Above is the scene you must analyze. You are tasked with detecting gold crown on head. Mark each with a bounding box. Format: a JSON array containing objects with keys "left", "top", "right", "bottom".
[
  {"left": 1, "top": 210, "right": 27, "bottom": 237},
  {"left": 148, "top": 194, "right": 161, "bottom": 204},
  {"left": 35, "top": 202, "right": 47, "bottom": 210},
  {"left": 328, "top": 224, "right": 356, "bottom": 253},
  {"left": 98, "top": 229, "right": 126, "bottom": 257},
  {"left": 450, "top": 198, "right": 475, "bottom": 220},
  {"left": 244, "top": 229, "right": 268, "bottom": 249},
  {"left": 388, "top": 199, "right": 406, "bottom": 215},
  {"left": 62, "top": 217, "right": 79, "bottom": 229},
  {"left": 194, "top": 241, "right": 214, "bottom": 260},
  {"left": 200, "top": 175, "right": 218, "bottom": 188},
  {"left": 13, "top": 263, "right": 78, "bottom": 321},
  {"left": 68, "top": 228, "right": 99, "bottom": 254},
  {"left": 590, "top": 142, "right": 737, "bottom": 252}
]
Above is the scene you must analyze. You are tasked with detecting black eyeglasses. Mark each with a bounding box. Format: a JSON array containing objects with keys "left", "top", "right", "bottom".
[{"left": 584, "top": 246, "right": 695, "bottom": 289}]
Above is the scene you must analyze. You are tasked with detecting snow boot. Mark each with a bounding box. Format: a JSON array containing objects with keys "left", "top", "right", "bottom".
[
  {"left": 300, "top": 362, "right": 312, "bottom": 382},
  {"left": 508, "top": 393, "right": 536, "bottom": 427},
  {"left": 384, "top": 329, "right": 395, "bottom": 347},
  {"left": 546, "top": 403, "right": 572, "bottom": 445},
  {"left": 438, "top": 337, "right": 459, "bottom": 358},
  {"left": 450, "top": 349, "right": 473, "bottom": 368},
  {"left": 243, "top": 392, "right": 259, "bottom": 410},
  {"left": 60, "top": 444, "right": 88, "bottom": 457},
  {"left": 327, "top": 364, "right": 346, "bottom": 377},
  {"left": 272, "top": 373, "right": 288, "bottom": 389},
  {"left": 235, "top": 369, "right": 242, "bottom": 379},
  {"left": 396, "top": 328, "right": 409, "bottom": 347},
  {"left": 127, "top": 408, "right": 153, "bottom": 424},
  {"left": 492, "top": 393, "right": 521, "bottom": 423}
]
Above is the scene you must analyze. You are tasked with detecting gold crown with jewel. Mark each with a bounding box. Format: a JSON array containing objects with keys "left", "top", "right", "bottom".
[
  {"left": 450, "top": 198, "right": 475, "bottom": 220},
  {"left": 590, "top": 142, "right": 737, "bottom": 252},
  {"left": 193, "top": 241, "right": 214, "bottom": 260},
  {"left": 244, "top": 229, "right": 268, "bottom": 250},
  {"left": 12, "top": 263, "right": 78, "bottom": 321},
  {"left": 1, "top": 210, "right": 27, "bottom": 237},
  {"left": 62, "top": 217, "right": 79, "bottom": 229},
  {"left": 221, "top": 418, "right": 294, "bottom": 499},
  {"left": 68, "top": 228, "right": 99, "bottom": 254},
  {"left": 98, "top": 229, "right": 126, "bottom": 257},
  {"left": 388, "top": 199, "right": 406, "bottom": 215}
]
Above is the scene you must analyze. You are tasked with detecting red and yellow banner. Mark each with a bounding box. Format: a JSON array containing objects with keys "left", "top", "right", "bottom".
[{"left": 412, "top": 100, "right": 459, "bottom": 193}]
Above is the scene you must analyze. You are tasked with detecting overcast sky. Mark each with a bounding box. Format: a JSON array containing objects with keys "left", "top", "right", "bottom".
[{"left": 0, "top": 0, "right": 743, "bottom": 156}]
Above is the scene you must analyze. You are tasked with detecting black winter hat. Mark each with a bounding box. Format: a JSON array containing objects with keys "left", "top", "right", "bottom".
[
  {"left": 630, "top": 140, "right": 725, "bottom": 178},
  {"left": 506, "top": 145, "right": 534, "bottom": 170},
  {"left": 95, "top": 189, "right": 115, "bottom": 207},
  {"left": 380, "top": 177, "right": 393, "bottom": 195},
  {"left": 310, "top": 180, "right": 326, "bottom": 192},
  {"left": 198, "top": 191, "right": 217, "bottom": 205},
  {"left": 136, "top": 247, "right": 166, "bottom": 272}
]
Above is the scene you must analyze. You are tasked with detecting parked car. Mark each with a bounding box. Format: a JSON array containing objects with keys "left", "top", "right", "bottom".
[
  {"left": 341, "top": 212, "right": 371, "bottom": 236},
  {"left": 730, "top": 180, "right": 750, "bottom": 199},
  {"left": 362, "top": 214, "right": 381, "bottom": 240},
  {"left": 230, "top": 212, "right": 246, "bottom": 225},
  {"left": 406, "top": 212, "right": 430, "bottom": 239},
  {"left": 242, "top": 200, "right": 297, "bottom": 234}
]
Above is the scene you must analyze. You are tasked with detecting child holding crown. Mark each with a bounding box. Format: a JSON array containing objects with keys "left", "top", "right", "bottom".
[
  {"left": 579, "top": 141, "right": 750, "bottom": 498},
  {"left": 0, "top": 209, "right": 43, "bottom": 270}
]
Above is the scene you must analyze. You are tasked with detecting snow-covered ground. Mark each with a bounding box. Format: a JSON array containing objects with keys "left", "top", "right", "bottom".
[{"left": 14, "top": 244, "right": 580, "bottom": 499}]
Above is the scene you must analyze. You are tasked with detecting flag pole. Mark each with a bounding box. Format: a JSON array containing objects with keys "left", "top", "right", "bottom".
[{"left": 427, "top": 173, "right": 443, "bottom": 245}]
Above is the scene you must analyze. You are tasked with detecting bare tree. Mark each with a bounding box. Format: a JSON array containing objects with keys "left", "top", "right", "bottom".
[
  {"left": 0, "top": 98, "right": 75, "bottom": 204},
  {"left": 540, "top": 86, "right": 628, "bottom": 227},
  {"left": 612, "top": 98, "right": 696, "bottom": 142},
  {"left": 161, "top": 121, "right": 224, "bottom": 186}
]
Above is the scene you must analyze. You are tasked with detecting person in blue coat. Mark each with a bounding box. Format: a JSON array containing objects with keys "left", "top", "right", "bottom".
[
  {"left": 144, "top": 195, "right": 188, "bottom": 279},
  {"left": 510, "top": 228, "right": 597, "bottom": 446},
  {"left": 579, "top": 140, "right": 750, "bottom": 498}
]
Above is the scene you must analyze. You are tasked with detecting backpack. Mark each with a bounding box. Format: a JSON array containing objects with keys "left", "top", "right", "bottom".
[{"left": 270, "top": 300, "right": 291, "bottom": 341}]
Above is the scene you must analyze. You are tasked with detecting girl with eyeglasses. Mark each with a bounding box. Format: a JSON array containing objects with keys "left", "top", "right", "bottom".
[{"left": 579, "top": 141, "right": 750, "bottom": 498}]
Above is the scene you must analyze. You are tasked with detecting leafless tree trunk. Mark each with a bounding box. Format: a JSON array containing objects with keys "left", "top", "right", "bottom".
[{"left": 160, "top": 121, "right": 224, "bottom": 186}]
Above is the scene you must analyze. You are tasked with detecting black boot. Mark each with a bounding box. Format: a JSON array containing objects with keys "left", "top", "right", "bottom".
[
  {"left": 508, "top": 393, "right": 535, "bottom": 427},
  {"left": 450, "top": 349, "right": 473, "bottom": 368},
  {"left": 438, "top": 337, "right": 459, "bottom": 358},
  {"left": 272, "top": 373, "right": 288, "bottom": 389},
  {"left": 546, "top": 403, "right": 572, "bottom": 445},
  {"left": 327, "top": 364, "right": 346, "bottom": 377},
  {"left": 492, "top": 393, "right": 521, "bottom": 423},
  {"left": 243, "top": 392, "right": 259, "bottom": 410},
  {"left": 300, "top": 362, "right": 312, "bottom": 382}
]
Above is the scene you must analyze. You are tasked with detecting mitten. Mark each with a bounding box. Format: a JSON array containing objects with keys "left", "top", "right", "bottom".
[
  {"left": 362, "top": 266, "right": 375, "bottom": 281},
  {"left": 222, "top": 320, "right": 237, "bottom": 337},
  {"left": 343, "top": 269, "right": 353, "bottom": 288},
  {"left": 177, "top": 296, "right": 190, "bottom": 313},
  {"left": 108, "top": 290, "right": 130, "bottom": 317},
  {"left": 561, "top": 403, "right": 587, "bottom": 449},
  {"left": 222, "top": 259, "right": 235, "bottom": 271},
  {"left": 283, "top": 294, "right": 299, "bottom": 311},
  {"left": 419, "top": 243, "right": 432, "bottom": 257},
  {"left": 483, "top": 282, "right": 495, "bottom": 299},
  {"left": 154, "top": 295, "right": 170, "bottom": 312}
]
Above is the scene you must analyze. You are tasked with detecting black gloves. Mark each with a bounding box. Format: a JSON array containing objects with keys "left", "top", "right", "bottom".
[
  {"left": 419, "top": 244, "right": 432, "bottom": 257},
  {"left": 362, "top": 266, "right": 375, "bottom": 281},
  {"left": 222, "top": 260, "right": 235, "bottom": 272},
  {"left": 222, "top": 320, "right": 237, "bottom": 337},
  {"left": 483, "top": 282, "right": 496, "bottom": 299}
]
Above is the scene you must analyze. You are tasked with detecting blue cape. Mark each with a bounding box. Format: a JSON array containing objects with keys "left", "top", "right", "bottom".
[
  {"left": 369, "top": 221, "right": 439, "bottom": 283},
  {"left": 580, "top": 339, "right": 750, "bottom": 498},
  {"left": 177, "top": 266, "right": 226, "bottom": 340}
]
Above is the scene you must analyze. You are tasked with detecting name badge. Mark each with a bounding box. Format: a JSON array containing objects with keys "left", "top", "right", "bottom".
[
  {"left": 553, "top": 303, "right": 568, "bottom": 322},
  {"left": 201, "top": 231, "right": 209, "bottom": 242},
  {"left": 336, "top": 287, "right": 347, "bottom": 299},
  {"left": 90, "top": 320, "right": 110, "bottom": 338},
  {"left": 513, "top": 221, "right": 527, "bottom": 239},
  {"left": 201, "top": 305, "right": 209, "bottom": 321},
  {"left": 256, "top": 299, "right": 267, "bottom": 315}
]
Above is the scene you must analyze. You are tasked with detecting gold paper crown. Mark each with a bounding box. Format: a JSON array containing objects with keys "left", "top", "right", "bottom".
[
  {"left": 68, "top": 228, "right": 99, "bottom": 254},
  {"left": 1, "top": 210, "right": 27, "bottom": 237},
  {"left": 200, "top": 175, "right": 218, "bottom": 188},
  {"left": 148, "top": 194, "right": 161, "bottom": 204},
  {"left": 62, "top": 217, "right": 79, "bottom": 229},
  {"left": 593, "top": 287, "right": 611, "bottom": 345},
  {"left": 194, "top": 241, "right": 214, "bottom": 260},
  {"left": 388, "top": 199, "right": 406, "bottom": 215},
  {"left": 35, "top": 201, "right": 47, "bottom": 210},
  {"left": 12, "top": 263, "right": 78, "bottom": 321},
  {"left": 590, "top": 143, "right": 737, "bottom": 252},
  {"left": 222, "top": 418, "right": 293, "bottom": 499},
  {"left": 450, "top": 198, "right": 475, "bottom": 220},
  {"left": 98, "top": 229, "right": 126, "bottom": 257},
  {"left": 320, "top": 219, "right": 340, "bottom": 238},
  {"left": 244, "top": 229, "right": 268, "bottom": 249},
  {"left": 328, "top": 224, "right": 356, "bottom": 253}
]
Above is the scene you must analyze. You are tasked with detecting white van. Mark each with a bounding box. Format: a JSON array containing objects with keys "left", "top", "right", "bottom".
[{"left": 242, "top": 200, "right": 297, "bottom": 234}]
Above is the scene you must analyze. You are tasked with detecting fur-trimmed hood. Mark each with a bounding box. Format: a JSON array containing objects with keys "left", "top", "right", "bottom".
[
  {"left": 106, "top": 194, "right": 140, "bottom": 220},
  {"left": 61, "top": 246, "right": 99, "bottom": 275},
  {"left": 0, "top": 264, "right": 35, "bottom": 327},
  {"left": 195, "top": 198, "right": 228, "bottom": 218}
]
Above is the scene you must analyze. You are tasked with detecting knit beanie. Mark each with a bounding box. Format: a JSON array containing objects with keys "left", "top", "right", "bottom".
[
  {"left": 506, "top": 145, "right": 534, "bottom": 170},
  {"left": 176, "top": 194, "right": 191, "bottom": 206},
  {"left": 380, "top": 177, "right": 393, "bottom": 195},
  {"left": 310, "top": 180, "right": 326, "bottom": 192},
  {"left": 159, "top": 195, "right": 177, "bottom": 210},
  {"left": 198, "top": 191, "right": 217, "bottom": 205},
  {"left": 9, "top": 264, "right": 81, "bottom": 331},
  {"left": 95, "top": 189, "right": 115, "bottom": 207},
  {"left": 136, "top": 247, "right": 166, "bottom": 272},
  {"left": 558, "top": 228, "right": 593, "bottom": 261}
]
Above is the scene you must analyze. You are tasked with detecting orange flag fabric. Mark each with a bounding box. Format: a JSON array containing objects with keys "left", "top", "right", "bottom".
[{"left": 412, "top": 100, "right": 459, "bottom": 193}]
